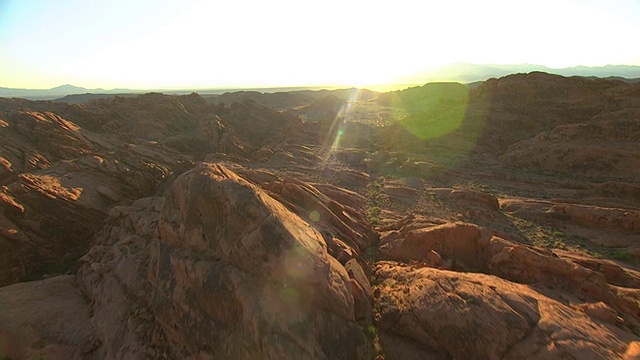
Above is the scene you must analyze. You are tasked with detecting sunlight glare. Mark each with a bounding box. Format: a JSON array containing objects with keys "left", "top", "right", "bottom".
[{"left": 0, "top": 0, "right": 639, "bottom": 89}]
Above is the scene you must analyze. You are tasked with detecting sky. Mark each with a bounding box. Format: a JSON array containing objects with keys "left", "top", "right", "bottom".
[{"left": 1, "top": 0, "right": 639, "bottom": 90}]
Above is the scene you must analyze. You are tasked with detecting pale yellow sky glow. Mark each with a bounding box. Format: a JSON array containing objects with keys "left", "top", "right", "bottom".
[{"left": 0, "top": 0, "right": 639, "bottom": 89}]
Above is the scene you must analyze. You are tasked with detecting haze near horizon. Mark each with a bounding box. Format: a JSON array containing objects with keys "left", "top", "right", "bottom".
[{"left": 1, "top": 0, "right": 639, "bottom": 90}]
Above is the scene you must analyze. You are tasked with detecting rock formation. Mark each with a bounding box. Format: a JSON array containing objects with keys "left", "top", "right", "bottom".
[{"left": 1, "top": 73, "right": 639, "bottom": 359}]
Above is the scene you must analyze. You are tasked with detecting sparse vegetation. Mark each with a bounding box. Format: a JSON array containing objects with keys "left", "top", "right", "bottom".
[
  {"left": 364, "top": 323, "right": 384, "bottom": 358},
  {"left": 363, "top": 247, "right": 382, "bottom": 265},
  {"left": 462, "top": 295, "right": 478, "bottom": 305},
  {"left": 365, "top": 325, "right": 377, "bottom": 338},
  {"left": 505, "top": 214, "right": 627, "bottom": 261},
  {"left": 365, "top": 180, "right": 384, "bottom": 226},
  {"left": 609, "top": 249, "right": 634, "bottom": 262}
]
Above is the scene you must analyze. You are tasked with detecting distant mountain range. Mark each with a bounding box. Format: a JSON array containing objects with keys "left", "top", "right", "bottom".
[
  {"left": 2, "top": 63, "right": 640, "bottom": 101},
  {"left": 411, "top": 63, "right": 640, "bottom": 84},
  {"left": 0, "top": 84, "right": 138, "bottom": 101},
  {"left": 0, "top": 84, "right": 330, "bottom": 101}
]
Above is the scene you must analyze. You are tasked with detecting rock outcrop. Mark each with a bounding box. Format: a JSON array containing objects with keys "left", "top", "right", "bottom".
[
  {"left": 0, "top": 275, "right": 99, "bottom": 359},
  {"left": 469, "top": 72, "right": 640, "bottom": 153},
  {"left": 149, "top": 163, "right": 373, "bottom": 358},
  {"left": 72, "top": 163, "right": 376, "bottom": 359},
  {"left": 500, "top": 110, "right": 640, "bottom": 180},
  {"left": 374, "top": 262, "right": 639, "bottom": 359},
  {"left": 0, "top": 108, "right": 179, "bottom": 285},
  {"left": 375, "top": 221, "right": 640, "bottom": 359},
  {"left": 0, "top": 93, "right": 290, "bottom": 285}
]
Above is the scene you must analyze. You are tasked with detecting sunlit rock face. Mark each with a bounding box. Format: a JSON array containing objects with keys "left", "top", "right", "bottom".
[
  {"left": 150, "top": 163, "right": 373, "bottom": 359},
  {"left": 373, "top": 261, "right": 640, "bottom": 360},
  {"left": 375, "top": 221, "right": 640, "bottom": 359},
  {"left": 468, "top": 72, "right": 640, "bottom": 154},
  {"left": 0, "top": 93, "right": 245, "bottom": 286},
  {"left": 500, "top": 109, "right": 640, "bottom": 180},
  {"left": 0, "top": 105, "right": 177, "bottom": 285}
]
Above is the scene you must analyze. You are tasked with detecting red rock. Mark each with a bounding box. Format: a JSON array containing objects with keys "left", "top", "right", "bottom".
[
  {"left": 373, "top": 262, "right": 638, "bottom": 360},
  {"left": 149, "top": 163, "right": 373, "bottom": 358},
  {"left": 425, "top": 250, "right": 442, "bottom": 267}
]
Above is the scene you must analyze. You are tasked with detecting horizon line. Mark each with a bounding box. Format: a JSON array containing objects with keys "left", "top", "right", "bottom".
[{"left": 2, "top": 62, "right": 640, "bottom": 92}]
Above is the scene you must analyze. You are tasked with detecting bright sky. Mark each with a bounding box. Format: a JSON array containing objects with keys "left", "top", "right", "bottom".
[{"left": 1, "top": 0, "right": 639, "bottom": 90}]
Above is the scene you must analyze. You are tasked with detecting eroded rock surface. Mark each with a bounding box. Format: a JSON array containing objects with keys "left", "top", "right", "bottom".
[
  {"left": 149, "top": 163, "right": 372, "bottom": 358},
  {"left": 2, "top": 73, "right": 640, "bottom": 359},
  {"left": 0, "top": 275, "right": 99, "bottom": 360},
  {"left": 374, "top": 262, "right": 639, "bottom": 359},
  {"left": 69, "top": 163, "right": 376, "bottom": 359}
]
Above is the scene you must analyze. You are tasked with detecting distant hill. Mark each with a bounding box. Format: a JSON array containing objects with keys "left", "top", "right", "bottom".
[
  {"left": 53, "top": 93, "right": 138, "bottom": 104},
  {"left": 410, "top": 63, "right": 640, "bottom": 83},
  {"left": 204, "top": 88, "right": 380, "bottom": 111},
  {"left": 0, "top": 84, "right": 136, "bottom": 100},
  {"left": 376, "top": 82, "right": 468, "bottom": 109},
  {"left": 203, "top": 91, "right": 317, "bottom": 111},
  {"left": 0, "top": 83, "right": 380, "bottom": 103}
]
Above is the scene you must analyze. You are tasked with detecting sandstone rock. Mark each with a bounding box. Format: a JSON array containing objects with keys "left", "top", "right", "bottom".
[
  {"left": 380, "top": 221, "right": 640, "bottom": 326},
  {"left": 469, "top": 72, "right": 640, "bottom": 153},
  {"left": 381, "top": 222, "right": 488, "bottom": 271},
  {"left": 95, "top": 185, "right": 120, "bottom": 203},
  {"left": 429, "top": 187, "right": 501, "bottom": 218},
  {"left": 224, "top": 99, "right": 303, "bottom": 149},
  {"left": 548, "top": 203, "right": 640, "bottom": 233},
  {"left": 207, "top": 90, "right": 316, "bottom": 111},
  {"left": 589, "top": 181, "right": 640, "bottom": 205},
  {"left": 383, "top": 185, "right": 419, "bottom": 206},
  {"left": 0, "top": 145, "right": 176, "bottom": 286},
  {"left": 251, "top": 147, "right": 274, "bottom": 161},
  {"left": 558, "top": 252, "right": 640, "bottom": 288},
  {"left": 149, "top": 163, "right": 373, "bottom": 358},
  {"left": 293, "top": 95, "right": 346, "bottom": 123},
  {"left": 374, "top": 262, "right": 640, "bottom": 360},
  {"left": 334, "top": 169, "right": 371, "bottom": 188},
  {"left": 335, "top": 148, "right": 369, "bottom": 166},
  {"left": 624, "top": 341, "right": 640, "bottom": 360},
  {"left": 425, "top": 250, "right": 442, "bottom": 267},
  {"left": 377, "top": 330, "right": 450, "bottom": 360},
  {"left": 256, "top": 175, "right": 377, "bottom": 253},
  {"left": 500, "top": 114, "right": 640, "bottom": 180},
  {"left": 0, "top": 95, "right": 212, "bottom": 285},
  {"left": 501, "top": 197, "right": 640, "bottom": 248},
  {"left": 0, "top": 110, "right": 94, "bottom": 173},
  {"left": 576, "top": 302, "right": 618, "bottom": 324},
  {"left": 77, "top": 197, "right": 169, "bottom": 359},
  {"left": 0, "top": 156, "right": 12, "bottom": 180},
  {"left": 0, "top": 275, "right": 99, "bottom": 360},
  {"left": 399, "top": 160, "right": 437, "bottom": 177}
]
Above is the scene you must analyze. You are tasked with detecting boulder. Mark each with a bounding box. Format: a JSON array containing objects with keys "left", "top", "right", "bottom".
[
  {"left": 374, "top": 262, "right": 640, "bottom": 360},
  {"left": 380, "top": 221, "right": 640, "bottom": 325},
  {"left": 0, "top": 275, "right": 99, "bottom": 360},
  {"left": 149, "top": 163, "right": 373, "bottom": 358}
]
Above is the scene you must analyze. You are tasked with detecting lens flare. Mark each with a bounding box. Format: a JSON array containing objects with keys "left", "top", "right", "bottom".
[
  {"left": 389, "top": 82, "right": 470, "bottom": 140},
  {"left": 321, "top": 89, "right": 361, "bottom": 168},
  {"left": 284, "top": 246, "right": 313, "bottom": 280},
  {"left": 279, "top": 285, "right": 300, "bottom": 304},
  {"left": 309, "top": 210, "right": 320, "bottom": 222}
]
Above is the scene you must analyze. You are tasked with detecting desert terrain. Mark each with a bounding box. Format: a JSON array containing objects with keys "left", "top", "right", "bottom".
[{"left": 1, "top": 72, "right": 639, "bottom": 359}]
